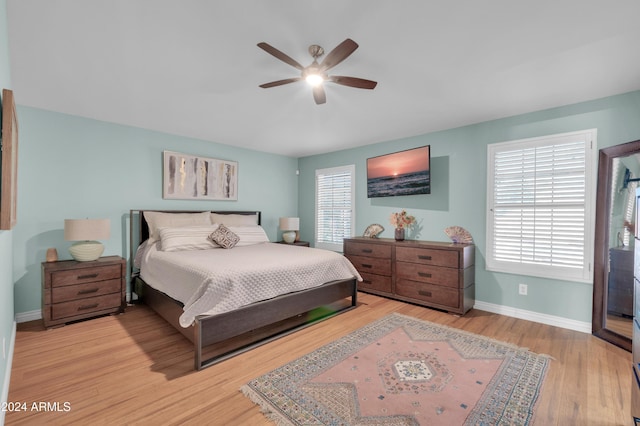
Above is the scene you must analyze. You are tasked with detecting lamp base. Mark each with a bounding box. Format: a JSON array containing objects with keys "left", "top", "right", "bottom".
[
  {"left": 282, "top": 231, "right": 296, "bottom": 244},
  {"left": 69, "top": 241, "right": 104, "bottom": 262}
]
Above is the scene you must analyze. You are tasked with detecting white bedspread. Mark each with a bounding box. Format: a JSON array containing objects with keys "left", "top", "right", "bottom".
[{"left": 139, "top": 242, "right": 362, "bottom": 327}]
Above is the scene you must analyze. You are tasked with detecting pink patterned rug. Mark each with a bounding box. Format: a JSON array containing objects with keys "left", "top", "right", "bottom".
[{"left": 242, "top": 313, "right": 550, "bottom": 425}]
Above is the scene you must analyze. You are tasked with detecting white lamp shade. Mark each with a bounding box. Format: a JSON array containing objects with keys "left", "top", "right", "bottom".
[
  {"left": 64, "top": 219, "right": 110, "bottom": 241},
  {"left": 279, "top": 217, "right": 300, "bottom": 231}
]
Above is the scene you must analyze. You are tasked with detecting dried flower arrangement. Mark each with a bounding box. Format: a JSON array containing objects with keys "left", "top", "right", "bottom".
[{"left": 389, "top": 209, "right": 416, "bottom": 229}]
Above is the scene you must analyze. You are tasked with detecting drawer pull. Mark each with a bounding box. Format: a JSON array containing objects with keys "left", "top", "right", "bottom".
[
  {"left": 77, "top": 273, "right": 99, "bottom": 280},
  {"left": 361, "top": 249, "right": 373, "bottom": 254},
  {"left": 418, "top": 272, "right": 432, "bottom": 278},
  {"left": 418, "top": 255, "right": 432, "bottom": 261},
  {"left": 418, "top": 290, "right": 432, "bottom": 298},
  {"left": 363, "top": 279, "right": 372, "bottom": 284},
  {"left": 77, "top": 303, "right": 99, "bottom": 311},
  {"left": 361, "top": 264, "right": 373, "bottom": 269},
  {"left": 77, "top": 288, "right": 99, "bottom": 295}
]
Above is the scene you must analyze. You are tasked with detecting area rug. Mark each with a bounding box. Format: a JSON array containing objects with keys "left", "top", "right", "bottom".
[{"left": 241, "top": 313, "right": 550, "bottom": 425}]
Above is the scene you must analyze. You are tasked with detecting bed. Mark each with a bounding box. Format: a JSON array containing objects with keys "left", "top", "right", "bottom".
[{"left": 129, "top": 210, "right": 360, "bottom": 370}]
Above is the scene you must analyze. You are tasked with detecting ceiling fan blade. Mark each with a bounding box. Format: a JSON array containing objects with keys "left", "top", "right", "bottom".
[
  {"left": 328, "top": 75, "right": 377, "bottom": 89},
  {"left": 257, "top": 42, "right": 304, "bottom": 71},
  {"left": 259, "top": 77, "right": 302, "bottom": 88},
  {"left": 319, "top": 39, "right": 358, "bottom": 72},
  {"left": 313, "top": 85, "right": 326, "bottom": 105}
]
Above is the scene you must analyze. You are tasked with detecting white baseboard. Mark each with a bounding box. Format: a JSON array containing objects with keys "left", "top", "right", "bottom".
[
  {"left": 473, "top": 300, "right": 592, "bottom": 334},
  {"left": 1, "top": 321, "right": 16, "bottom": 426},
  {"left": 15, "top": 310, "right": 41, "bottom": 324}
]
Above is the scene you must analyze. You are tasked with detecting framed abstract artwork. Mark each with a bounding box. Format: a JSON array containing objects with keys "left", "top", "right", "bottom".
[
  {"left": 1, "top": 89, "right": 18, "bottom": 230},
  {"left": 163, "top": 151, "right": 238, "bottom": 200}
]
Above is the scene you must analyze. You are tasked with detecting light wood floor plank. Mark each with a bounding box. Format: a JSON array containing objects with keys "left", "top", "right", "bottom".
[{"left": 6, "top": 292, "right": 632, "bottom": 425}]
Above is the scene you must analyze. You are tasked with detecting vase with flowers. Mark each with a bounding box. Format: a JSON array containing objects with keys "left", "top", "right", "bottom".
[{"left": 389, "top": 209, "right": 416, "bottom": 241}]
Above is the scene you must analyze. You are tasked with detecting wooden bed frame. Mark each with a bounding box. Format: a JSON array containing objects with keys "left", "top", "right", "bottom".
[{"left": 129, "top": 210, "right": 358, "bottom": 370}]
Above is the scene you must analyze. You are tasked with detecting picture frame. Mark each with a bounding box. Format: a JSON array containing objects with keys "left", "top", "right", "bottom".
[
  {"left": 366, "top": 145, "right": 431, "bottom": 198},
  {"left": 1, "top": 89, "right": 18, "bottom": 230},
  {"left": 163, "top": 151, "right": 238, "bottom": 200}
]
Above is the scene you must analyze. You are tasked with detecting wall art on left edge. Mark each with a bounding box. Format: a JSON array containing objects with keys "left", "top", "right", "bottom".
[
  {"left": 163, "top": 151, "right": 238, "bottom": 201},
  {"left": 1, "top": 88, "right": 19, "bottom": 230}
]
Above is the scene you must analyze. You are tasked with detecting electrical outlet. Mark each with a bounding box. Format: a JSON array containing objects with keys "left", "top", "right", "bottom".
[{"left": 518, "top": 283, "right": 528, "bottom": 296}]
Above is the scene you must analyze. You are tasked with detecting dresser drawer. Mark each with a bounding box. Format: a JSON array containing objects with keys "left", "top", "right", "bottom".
[
  {"left": 396, "top": 262, "right": 459, "bottom": 288},
  {"left": 51, "top": 264, "right": 122, "bottom": 287},
  {"left": 345, "top": 242, "right": 392, "bottom": 259},
  {"left": 51, "top": 278, "right": 122, "bottom": 303},
  {"left": 395, "top": 279, "right": 459, "bottom": 309},
  {"left": 396, "top": 246, "right": 458, "bottom": 268},
  {"left": 359, "top": 272, "right": 392, "bottom": 293},
  {"left": 51, "top": 293, "right": 123, "bottom": 320},
  {"left": 346, "top": 255, "right": 392, "bottom": 276}
]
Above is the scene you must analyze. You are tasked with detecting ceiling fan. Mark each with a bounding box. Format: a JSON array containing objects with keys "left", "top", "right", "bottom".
[{"left": 257, "top": 38, "right": 377, "bottom": 105}]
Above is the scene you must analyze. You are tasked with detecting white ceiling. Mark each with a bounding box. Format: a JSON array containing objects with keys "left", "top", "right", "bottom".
[{"left": 6, "top": 1, "right": 640, "bottom": 157}]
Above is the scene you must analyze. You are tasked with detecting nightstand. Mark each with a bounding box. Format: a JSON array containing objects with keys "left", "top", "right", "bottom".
[
  {"left": 42, "top": 256, "right": 126, "bottom": 328},
  {"left": 276, "top": 240, "right": 310, "bottom": 247}
]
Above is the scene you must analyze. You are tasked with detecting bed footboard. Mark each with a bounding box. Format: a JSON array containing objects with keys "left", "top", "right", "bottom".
[{"left": 139, "top": 277, "right": 357, "bottom": 370}]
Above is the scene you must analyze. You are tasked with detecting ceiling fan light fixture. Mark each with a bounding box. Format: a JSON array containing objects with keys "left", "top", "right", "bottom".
[{"left": 305, "top": 73, "right": 324, "bottom": 86}]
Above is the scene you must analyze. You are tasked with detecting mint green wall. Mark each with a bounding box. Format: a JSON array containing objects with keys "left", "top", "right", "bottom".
[
  {"left": 12, "top": 107, "right": 299, "bottom": 314},
  {"left": 298, "top": 90, "right": 640, "bottom": 324}
]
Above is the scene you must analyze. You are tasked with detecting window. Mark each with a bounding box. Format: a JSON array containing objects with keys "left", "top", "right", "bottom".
[
  {"left": 315, "top": 165, "right": 355, "bottom": 251},
  {"left": 486, "top": 129, "right": 596, "bottom": 282}
]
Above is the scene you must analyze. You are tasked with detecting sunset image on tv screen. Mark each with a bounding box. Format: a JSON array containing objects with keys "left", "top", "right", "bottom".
[{"left": 367, "top": 146, "right": 430, "bottom": 197}]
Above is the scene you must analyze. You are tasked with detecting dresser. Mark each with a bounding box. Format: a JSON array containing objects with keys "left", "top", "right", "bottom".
[
  {"left": 344, "top": 237, "right": 475, "bottom": 315},
  {"left": 42, "top": 256, "right": 126, "bottom": 328},
  {"left": 608, "top": 246, "right": 633, "bottom": 316}
]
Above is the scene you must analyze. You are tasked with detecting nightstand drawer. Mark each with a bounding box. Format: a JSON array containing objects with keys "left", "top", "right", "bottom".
[
  {"left": 346, "top": 255, "right": 392, "bottom": 276},
  {"left": 396, "top": 247, "right": 458, "bottom": 268},
  {"left": 51, "top": 264, "right": 122, "bottom": 287},
  {"left": 359, "top": 272, "right": 392, "bottom": 293},
  {"left": 396, "top": 279, "right": 459, "bottom": 309},
  {"left": 396, "top": 262, "right": 459, "bottom": 288},
  {"left": 344, "top": 242, "right": 392, "bottom": 259},
  {"left": 51, "top": 278, "right": 122, "bottom": 303},
  {"left": 51, "top": 293, "right": 123, "bottom": 320}
]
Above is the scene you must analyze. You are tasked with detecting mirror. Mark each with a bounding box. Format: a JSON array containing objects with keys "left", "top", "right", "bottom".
[{"left": 593, "top": 140, "right": 640, "bottom": 351}]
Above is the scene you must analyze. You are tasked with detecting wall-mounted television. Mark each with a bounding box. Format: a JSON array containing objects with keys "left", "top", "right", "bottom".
[{"left": 367, "top": 145, "right": 431, "bottom": 198}]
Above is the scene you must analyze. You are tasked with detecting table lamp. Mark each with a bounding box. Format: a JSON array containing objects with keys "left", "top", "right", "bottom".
[
  {"left": 279, "top": 217, "right": 299, "bottom": 243},
  {"left": 64, "top": 218, "right": 111, "bottom": 261}
]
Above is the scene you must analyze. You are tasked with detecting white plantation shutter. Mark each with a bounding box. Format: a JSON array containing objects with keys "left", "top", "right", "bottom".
[
  {"left": 486, "top": 129, "right": 596, "bottom": 282},
  {"left": 315, "top": 165, "right": 355, "bottom": 251}
]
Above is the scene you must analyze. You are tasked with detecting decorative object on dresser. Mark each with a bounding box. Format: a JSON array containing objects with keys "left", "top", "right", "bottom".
[
  {"left": 1, "top": 88, "right": 19, "bottom": 231},
  {"left": 363, "top": 223, "right": 384, "bottom": 238},
  {"left": 64, "top": 218, "right": 111, "bottom": 261},
  {"left": 41, "top": 256, "right": 126, "bottom": 328},
  {"left": 163, "top": 151, "right": 238, "bottom": 201},
  {"left": 45, "top": 248, "right": 58, "bottom": 262},
  {"left": 444, "top": 225, "right": 474, "bottom": 244},
  {"left": 279, "top": 217, "right": 300, "bottom": 243},
  {"left": 344, "top": 237, "right": 475, "bottom": 315},
  {"left": 389, "top": 209, "right": 416, "bottom": 242}
]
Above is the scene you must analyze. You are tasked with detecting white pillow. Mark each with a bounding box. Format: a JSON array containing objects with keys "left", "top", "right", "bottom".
[
  {"left": 158, "top": 225, "right": 220, "bottom": 252},
  {"left": 228, "top": 225, "right": 270, "bottom": 246},
  {"left": 211, "top": 213, "right": 259, "bottom": 226},
  {"left": 144, "top": 211, "right": 211, "bottom": 244}
]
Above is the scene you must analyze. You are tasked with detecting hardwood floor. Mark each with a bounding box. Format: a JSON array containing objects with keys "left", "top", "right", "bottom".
[{"left": 6, "top": 292, "right": 632, "bottom": 425}]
